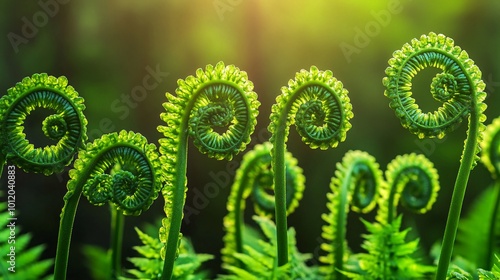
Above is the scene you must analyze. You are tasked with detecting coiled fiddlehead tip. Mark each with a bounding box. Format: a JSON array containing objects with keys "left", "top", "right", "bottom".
[
  {"left": 0, "top": 73, "right": 88, "bottom": 175},
  {"left": 383, "top": 32, "right": 487, "bottom": 141},
  {"left": 159, "top": 61, "right": 260, "bottom": 161},
  {"left": 70, "top": 130, "right": 162, "bottom": 216},
  {"left": 481, "top": 116, "right": 500, "bottom": 178},
  {"left": 249, "top": 142, "right": 305, "bottom": 217},
  {"left": 381, "top": 153, "right": 440, "bottom": 220},
  {"left": 269, "top": 66, "right": 353, "bottom": 150}
]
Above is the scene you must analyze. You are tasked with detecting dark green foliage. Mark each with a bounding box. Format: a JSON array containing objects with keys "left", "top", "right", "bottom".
[{"left": 0, "top": 194, "right": 53, "bottom": 280}]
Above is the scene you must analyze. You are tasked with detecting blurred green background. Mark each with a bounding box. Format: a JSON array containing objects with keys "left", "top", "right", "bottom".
[{"left": 1, "top": 0, "right": 500, "bottom": 278}]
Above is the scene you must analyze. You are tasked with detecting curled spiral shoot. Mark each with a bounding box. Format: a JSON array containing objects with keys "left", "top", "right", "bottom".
[
  {"left": 377, "top": 153, "right": 440, "bottom": 224},
  {"left": 480, "top": 117, "right": 500, "bottom": 268},
  {"left": 157, "top": 61, "right": 260, "bottom": 279},
  {"left": 382, "top": 32, "right": 487, "bottom": 279},
  {"left": 320, "top": 150, "right": 383, "bottom": 279},
  {"left": 268, "top": 66, "right": 353, "bottom": 266},
  {"left": 54, "top": 130, "right": 162, "bottom": 279},
  {"left": 0, "top": 73, "right": 87, "bottom": 176},
  {"left": 221, "top": 142, "right": 305, "bottom": 268}
]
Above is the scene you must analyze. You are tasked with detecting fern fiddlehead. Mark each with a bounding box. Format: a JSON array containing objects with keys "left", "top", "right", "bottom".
[
  {"left": 480, "top": 116, "right": 500, "bottom": 269},
  {"left": 382, "top": 32, "right": 487, "bottom": 279},
  {"left": 320, "top": 150, "right": 383, "bottom": 279},
  {"left": 54, "top": 130, "right": 162, "bottom": 279},
  {"left": 377, "top": 153, "right": 440, "bottom": 224},
  {"left": 157, "top": 61, "right": 260, "bottom": 279},
  {"left": 221, "top": 142, "right": 305, "bottom": 268},
  {"left": 268, "top": 66, "right": 353, "bottom": 266},
  {"left": 0, "top": 73, "right": 87, "bottom": 176}
]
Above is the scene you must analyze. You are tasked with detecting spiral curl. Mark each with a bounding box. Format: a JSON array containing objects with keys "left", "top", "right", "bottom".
[
  {"left": 269, "top": 66, "right": 353, "bottom": 150},
  {"left": 378, "top": 153, "right": 440, "bottom": 224},
  {"left": 221, "top": 142, "right": 305, "bottom": 267},
  {"left": 382, "top": 32, "right": 487, "bottom": 167},
  {"left": 481, "top": 117, "right": 500, "bottom": 178},
  {"left": 320, "top": 150, "right": 383, "bottom": 277},
  {"left": 157, "top": 61, "right": 260, "bottom": 278},
  {"left": 269, "top": 65, "right": 353, "bottom": 267},
  {"left": 0, "top": 73, "right": 87, "bottom": 175},
  {"left": 67, "top": 130, "right": 162, "bottom": 216}
]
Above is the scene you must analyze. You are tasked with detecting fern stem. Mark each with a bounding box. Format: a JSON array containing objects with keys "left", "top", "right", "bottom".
[
  {"left": 0, "top": 153, "right": 5, "bottom": 178},
  {"left": 54, "top": 182, "right": 83, "bottom": 279},
  {"left": 333, "top": 165, "right": 353, "bottom": 280},
  {"left": 273, "top": 137, "right": 289, "bottom": 267},
  {"left": 161, "top": 133, "right": 188, "bottom": 280},
  {"left": 436, "top": 109, "right": 480, "bottom": 280},
  {"left": 486, "top": 181, "right": 500, "bottom": 269},
  {"left": 110, "top": 205, "right": 125, "bottom": 279}
]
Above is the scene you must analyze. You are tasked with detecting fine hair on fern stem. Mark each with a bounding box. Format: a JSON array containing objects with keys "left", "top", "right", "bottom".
[
  {"left": 377, "top": 153, "right": 440, "bottom": 225},
  {"left": 268, "top": 66, "right": 353, "bottom": 267},
  {"left": 320, "top": 150, "right": 382, "bottom": 279},
  {"left": 157, "top": 61, "right": 260, "bottom": 279},
  {"left": 480, "top": 116, "right": 500, "bottom": 269},
  {"left": 54, "top": 130, "right": 162, "bottom": 279},
  {"left": 0, "top": 73, "right": 88, "bottom": 177},
  {"left": 221, "top": 142, "right": 305, "bottom": 268},
  {"left": 382, "top": 32, "right": 487, "bottom": 279}
]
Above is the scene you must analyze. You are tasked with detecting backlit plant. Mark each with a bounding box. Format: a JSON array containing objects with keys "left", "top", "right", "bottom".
[{"left": 0, "top": 32, "right": 499, "bottom": 279}]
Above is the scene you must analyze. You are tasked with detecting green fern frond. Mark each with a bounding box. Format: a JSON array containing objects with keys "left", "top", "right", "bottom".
[
  {"left": 81, "top": 245, "right": 111, "bottom": 280},
  {"left": 268, "top": 65, "right": 353, "bottom": 266},
  {"left": 0, "top": 73, "right": 88, "bottom": 176},
  {"left": 378, "top": 153, "right": 440, "bottom": 224},
  {"left": 220, "top": 216, "right": 321, "bottom": 280},
  {"left": 344, "top": 215, "right": 434, "bottom": 279},
  {"left": 121, "top": 227, "right": 212, "bottom": 280},
  {"left": 455, "top": 185, "right": 498, "bottom": 270},
  {"left": 221, "top": 142, "right": 305, "bottom": 267},
  {"left": 0, "top": 195, "right": 53, "bottom": 280},
  {"left": 320, "top": 150, "right": 383, "bottom": 278},
  {"left": 157, "top": 61, "right": 260, "bottom": 279}
]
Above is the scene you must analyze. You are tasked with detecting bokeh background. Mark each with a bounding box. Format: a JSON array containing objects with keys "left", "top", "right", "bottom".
[{"left": 1, "top": 0, "right": 500, "bottom": 278}]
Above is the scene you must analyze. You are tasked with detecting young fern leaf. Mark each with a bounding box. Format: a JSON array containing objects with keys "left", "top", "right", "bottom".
[
  {"left": 0, "top": 73, "right": 87, "bottom": 176},
  {"left": 157, "top": 61, "right": 260, "bottom": 279},
  {"left": 382, "top": 32, "right": 487, "bottom": 279},
  {"left": 121, "top": 227, "right": 213, "bottom": 280},
  {"left": 377, "top": 153, "right": 440, "bottom": 224},
  {"left": 219, "top": 216, "right": 320, "bottom": 280},
  {"left": 221, "top": 142, "right": 305, "bottom": 268},
  {"left": 0, "top": 194, "right": 53, "bottom": 280},
  {"left": 268, "top": 66, "right": 353, "bottom": 266},
  {"left": 320, "top": 150, "right": 383, "bottom": 279},
  {"left": 343, "top": 216, "right": 435, "bottom": 280},
  {"left": 479, "top": 116, "right": 500, "bottom": 269},
  {"left": 55, "top": 130, "right": 162, "bottom": 279}
]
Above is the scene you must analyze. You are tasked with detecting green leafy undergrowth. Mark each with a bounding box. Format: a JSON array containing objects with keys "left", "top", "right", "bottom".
[
  {"left": 121, "top": 222, "right": 213, "bottom": 279},
  {"left": 342, "top": 215, "right": 435, "bottom": 279},
  {"left": 219, "top": 216, "right": 320, "bottom": 280},
  {"left": 0, "top": 193, "right": 53, "bottom": 280}
]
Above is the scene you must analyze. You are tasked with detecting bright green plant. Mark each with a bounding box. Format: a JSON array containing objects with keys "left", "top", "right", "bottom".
[
  {"left": 268, "top": 66, "right": 353, "bottom": 267},
  {"left": 156, "top": 61, "right": 260, "bottom": 279},
  {"left": 382, "top": 32, "right": 487, "bottom": 279},
  {"left": 221, "top": 142, "right": 305, "bottom": 268},
  {"left": 320, "top": 150, "right": 382, "bottom": 279},
  {"left": 1, "top": 32, "right": 499, "bottom": 279}
]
